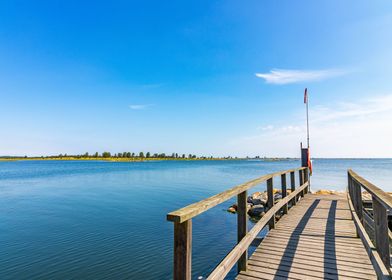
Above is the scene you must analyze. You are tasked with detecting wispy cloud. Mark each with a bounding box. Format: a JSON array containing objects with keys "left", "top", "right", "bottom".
[
  {"left": 311, "top": 95, "right": 392, "bottom": 123},
  {"left": 255, "top": 69, "right": 347, "bottom": 84},
  {"left": 230, "top": 94, "right": 392, "bottom": 158},
  {"left": 129, "top": 104, "right": 154, "bottom": 110}
]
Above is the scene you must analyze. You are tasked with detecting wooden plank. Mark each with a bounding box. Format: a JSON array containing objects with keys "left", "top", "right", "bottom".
[
  {"left": 372, "top": 196, "right": 391, "bottom": 269},
  {"left": 267, "top": 231, "right": 365, "bottom": 247},
  {"left": 237, "top": 270, "right": 299, "bottom": 280},
  {"left": 258, "top": 237, "right": 369, "bottom": 256},
  {"left": 247, "top": 263, "right": 370, "bottom": 280},
  {"left": 254, "top": 245, "right": 373, "bottom": 266},
  {"left": 253, "top": 247, "right": 375, "bottom": 269},
  {"left": 256, "top": 242, "right": 367, "bottom": 259},
  {"left": 247, "top": 261, "right": 376, "bottom": 280},
  {"left": 237, "top": 190, "right": 248, "bottom": 273},
  {"left": 248, "top": 257, "right": 376, "bottom": 279},
  {"left": 174, "top": 220, "right": 192, "bottom": 280},
  {"left": 262, "top": 235, "right": 369, "bottom": 253},
  {"left": 167, "top": 167, "right": 306, "bottom": 222}
]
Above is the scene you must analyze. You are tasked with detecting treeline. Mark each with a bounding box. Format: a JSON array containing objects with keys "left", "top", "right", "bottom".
[{"left": 53, "top": 152, "right": 212, "bottom": 159}]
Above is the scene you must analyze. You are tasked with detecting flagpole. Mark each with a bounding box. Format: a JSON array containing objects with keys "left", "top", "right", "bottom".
[{"left": 306, "top": 90, "right": 310, "bottom": 149}]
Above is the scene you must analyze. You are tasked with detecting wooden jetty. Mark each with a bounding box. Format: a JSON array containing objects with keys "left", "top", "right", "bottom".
[{"left": 167, "top": 167, "right": 392, "bottom": 280}]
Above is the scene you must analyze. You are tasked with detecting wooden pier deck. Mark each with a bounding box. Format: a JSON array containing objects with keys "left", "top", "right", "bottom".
[
  {"left": 237, "top": 194, "right": 377, "bottom": 280},
  {"left": 167, "top": 167, "right": 392, "bottom": 280}
]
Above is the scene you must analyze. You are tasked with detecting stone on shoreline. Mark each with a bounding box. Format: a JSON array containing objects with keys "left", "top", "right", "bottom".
[
  {"left": 247, "top": 192, "right": 267, "bottom": 206},
  {"left": 313, "top": 189, "right": 345, "bottom": 195},
  {"left": 248, "top": 205, "right": 265, "bottom": 217}
]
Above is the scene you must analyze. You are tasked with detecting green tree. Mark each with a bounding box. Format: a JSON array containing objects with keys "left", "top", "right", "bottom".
[
  {"left": 139, "top": 152, "right": 144, "bottom": 158},
  {"left": 126, "top": 152, "right": 131, "bottom": 158},
  {"left": 182, "top": 154, "right": 185, "bottom": 158},
  {"left": 146, "top": 152, "right": 150, "bottom": 158},
  {"left": 102, "top": 152, "right": 111, "bottom": 158},
  {"left": 94, "top": 152, "right": 99, "bottom": 157}
]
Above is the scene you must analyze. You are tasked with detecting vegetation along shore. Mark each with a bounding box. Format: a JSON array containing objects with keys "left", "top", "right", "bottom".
[{"left": 0, "top": 152, "right": 295, "bottom": 162}]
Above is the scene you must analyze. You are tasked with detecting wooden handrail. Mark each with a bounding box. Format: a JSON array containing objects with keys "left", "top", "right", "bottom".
[
  {"left": 167, "top": 166, "right": 309, "bottom": 280},
  {"left": 207, "top": 181, "right": 309, "bottom": 280},
  {"left": 167, "top": 167, "right": 307, "bottom": 223},
  {"left": 347, "top": 191, "right": 390, "bottom": 279},
  {"left": 348, "top": 169, "right": 392, "bottom": 210},
  {"left": 347, "top": 170, "right": 391, "bottom": 273}
]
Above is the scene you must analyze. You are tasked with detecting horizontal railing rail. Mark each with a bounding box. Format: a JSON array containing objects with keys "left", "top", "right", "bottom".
[
  {"left": 347, "top": 169, "right": 391, "bottom": 277},
  {"left": 348, "top": 169, "right": 392, "bottom": 211},
  {"left": 167, "top": 166, "right": 309, "bottom": 280},
  {"left": 167, "top": 167, "right": 307, "bottom": 223}
]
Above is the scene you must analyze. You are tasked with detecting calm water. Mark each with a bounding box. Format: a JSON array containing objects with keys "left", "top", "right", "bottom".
[{"left": 0, "top": 159, "right": 391, "bottom": 279}]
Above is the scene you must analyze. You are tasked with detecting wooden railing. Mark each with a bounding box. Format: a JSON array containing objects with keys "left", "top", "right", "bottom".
[
  {"left": 347, "top": 169, "right": 392, "bottom": 278},
  {"left": 167, "top": 167, "right": 309, "bottom": 280}
]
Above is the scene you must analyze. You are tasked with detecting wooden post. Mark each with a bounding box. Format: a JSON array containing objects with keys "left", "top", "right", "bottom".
[
  {"left": 303, "top": 168, "right": 309, "bottom": 194},
  {"left": 290, "top": 171, "right": 296, "bottom": 206},
  {"left": 174, "top": 220, "right": 192, "bottom": 280},
  {"left": 301, "top": 148, "right": 308, "bottom": 167},
  {"left": 281, "top": 173, "right": 288, "bottom": 214},
  {"left": 352, "top": 181, "right": 363, "bottom": 222},
  {"left": 237, "top": 191, "right": 247, "bottom": 272},
  {"left": 299, "top": 170, "right": 304, "bottom": 198},
  {"left": 267, "top": 178, "right": 275, "bottom": 229},
  {"left": 372, "top": 197, "right": 390, "bottom": 269},
  {"left": 347, "top": 171, "right": 352, "bottom": 202}
]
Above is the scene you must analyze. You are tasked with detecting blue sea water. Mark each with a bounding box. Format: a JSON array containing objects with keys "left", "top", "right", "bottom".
[{"left": 0, "top": 159, "right": 391, "bottom": 279}]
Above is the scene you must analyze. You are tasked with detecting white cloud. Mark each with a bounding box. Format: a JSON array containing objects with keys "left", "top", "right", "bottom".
[
  {"left": 311, "top": 95, "right": 392, "bottom": 123},
  {"left": 257, "top": 125, "right": 274, "bottom": 131},
  {"left": 229, "top": 94, "right": 392, "bottom": 158},
  {"left": 129, "top": 104, "right": 153, "bottom": 110},
  {"left": 255, "top": 69, "right": 347, "bottom": 84}
]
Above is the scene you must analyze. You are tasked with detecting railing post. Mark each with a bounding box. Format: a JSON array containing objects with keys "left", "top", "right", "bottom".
[
  {"left": 352, "top": 181, "right": 363, "bottom": 222},
  {"left": 299, "top": 170, "right": 304, "bottom": 198},
  {"left": 347, "top": 171, "right": 352, "bottom": 200},
  {"left": 267, "top": 178, "right": 275, "bottom": 229},
  {"left": 237, "top": 190, "right": 248, "bottom": 273},
  {"left": 372, "top": 197, "right": 390, "bottom": 269},
  {"left": 281, "top": 173, "right": 288, "bottom": 214},
  {"left": 174, "top": 220, "right": 192, "bottom": 280},
  {"left": 303, "top": 168, "right": 309, "bottom": 194},
  {"left": 290, "top": 171, "right": 296, "bottom": 206}
]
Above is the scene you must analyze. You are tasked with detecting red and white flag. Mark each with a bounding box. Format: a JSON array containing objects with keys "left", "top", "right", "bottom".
[{"left": 304, "top": 88, "right": 308, "bottom": 104}]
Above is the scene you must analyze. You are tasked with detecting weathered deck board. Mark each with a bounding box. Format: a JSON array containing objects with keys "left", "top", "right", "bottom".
[{"left": 237, "top": 194, "right": 378, "bottom": 280}]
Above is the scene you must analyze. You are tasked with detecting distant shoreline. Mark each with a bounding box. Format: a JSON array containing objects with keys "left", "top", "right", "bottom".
[{"left": 0, "top": 157, "right": 295, "bottom": 162}]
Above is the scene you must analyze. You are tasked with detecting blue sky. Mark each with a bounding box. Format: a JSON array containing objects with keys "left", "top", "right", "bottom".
[{"left": 1, "top": 1, "right": 392, "bottom": 157}]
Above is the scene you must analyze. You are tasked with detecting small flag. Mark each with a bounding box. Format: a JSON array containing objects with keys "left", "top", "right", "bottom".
[{"left": 304, "top": 88, "right": 308, "bottom": 104}]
